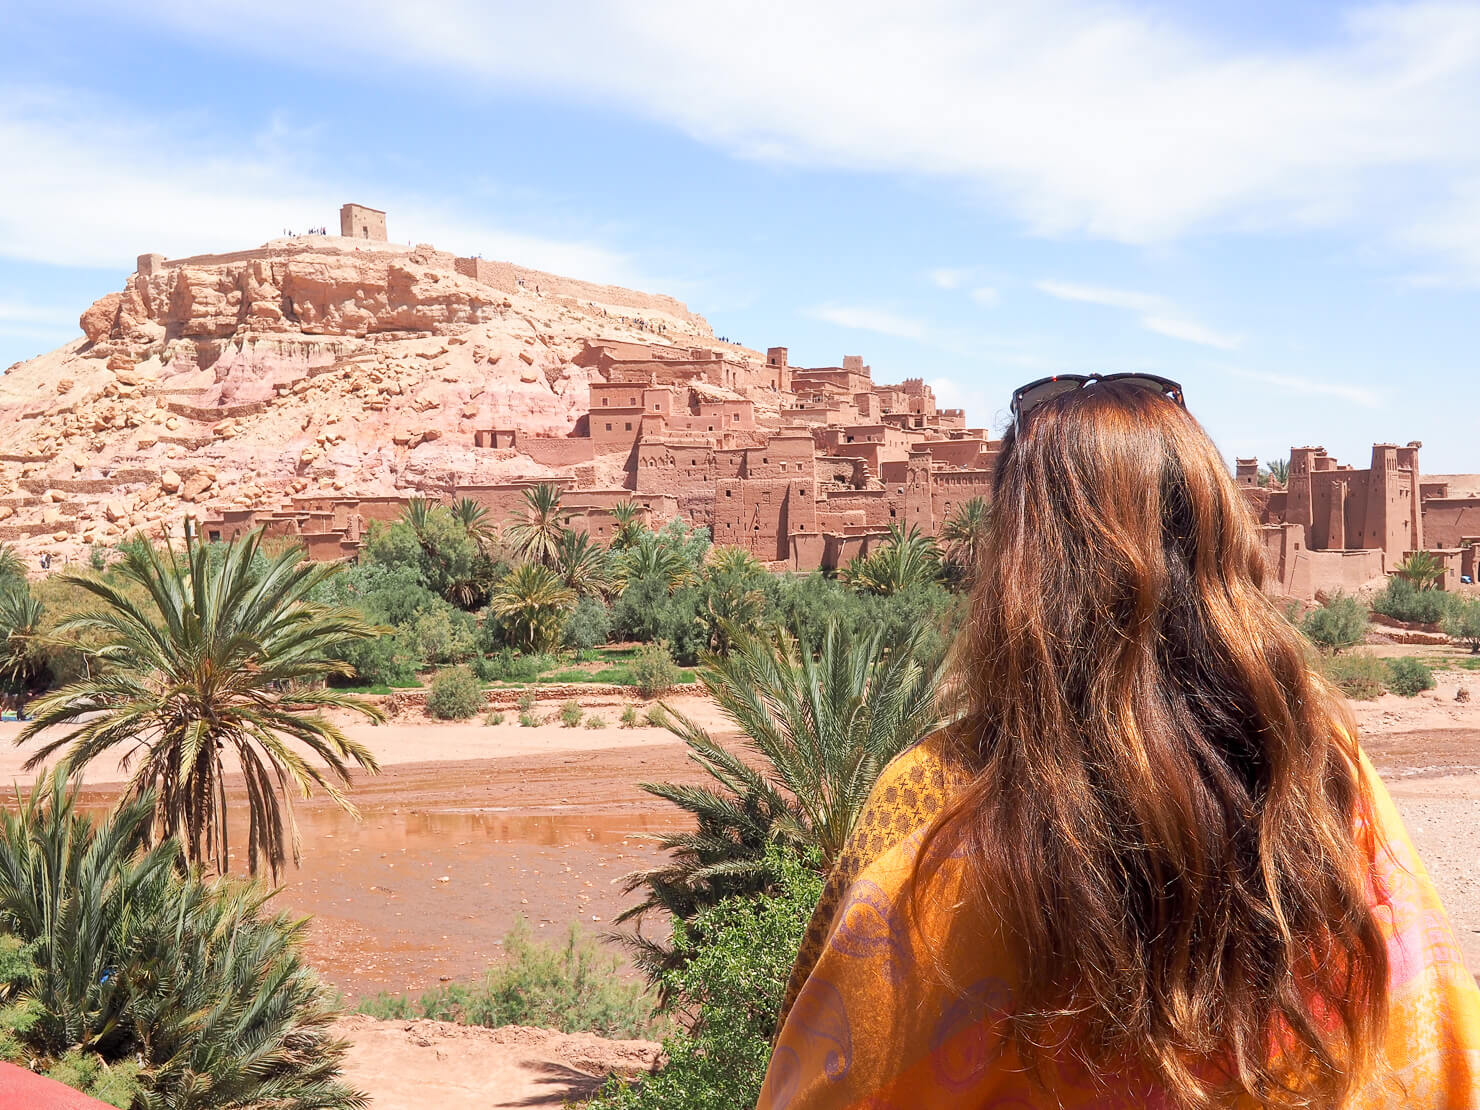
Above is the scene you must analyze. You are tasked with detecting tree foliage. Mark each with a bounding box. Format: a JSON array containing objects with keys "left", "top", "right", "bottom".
[
  {"left": 488, "top": 563, "right": 575, "bottom": 654},
  {"left": 1300, "top": 592, "right": 1368, "bottom": 654},
  {"left": 590, "top": 848, "right": 822, "bottom": 1110},
  {"left": 841, "top": 523, "right": 942, "bottom": 596},
  {"left": 1394, "top": 550, "right": 1445, "bottom": 591},
  {"left": 1442, "top": 597, "right": 1480, "bottom": 653},
  {"left": 0, "top": 776, "right": 363, "bottom": 1109},
  {"left": 615, "top": 621, "right": 944, "bottom": 974},
  {"left": 19, "top": 530, "right": 383, "bottom": 877}
]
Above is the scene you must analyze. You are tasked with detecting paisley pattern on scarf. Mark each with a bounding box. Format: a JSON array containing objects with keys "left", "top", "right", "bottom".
[{"left": 758, "top": 732, "right": 1480, "bottom": 1109}]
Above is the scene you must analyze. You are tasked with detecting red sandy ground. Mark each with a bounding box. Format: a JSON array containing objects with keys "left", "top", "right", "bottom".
[{"left": 1, "top": 684, "right": 1477, "bottom": 1108}]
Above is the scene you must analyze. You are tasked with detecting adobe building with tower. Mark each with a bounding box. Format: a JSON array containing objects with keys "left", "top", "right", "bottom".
[
  {"left": 1239, "top": 442, "right": 1480, "bottom": 597},
  {"left": 340, "top": 203, "right": 387, "bottom": 241}
]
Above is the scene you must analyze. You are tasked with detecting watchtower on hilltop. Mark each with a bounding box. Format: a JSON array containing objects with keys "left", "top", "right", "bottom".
[{"left": 340, "top": 203, "right": 387, "bottom": 241}]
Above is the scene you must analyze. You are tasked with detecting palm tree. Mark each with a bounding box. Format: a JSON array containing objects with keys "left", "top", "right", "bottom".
[
  {"left": 0, "top": 774, "right": 365, "bottom": 1108},
  {"left": 614, "top": 531, "right": 692, "bottom": 593},
  {"left": 697, "top": 546, "right": 770, "bottom": 656},
  {"left": 615, "top": 621, "right": 944, "bottom": 972},
  {"left": 449, "top": 496, "right": 496, "bottom": 550},
  {"left": 555, "top": 530, "right": 613, "bottom": 598},
  {"left": 0, "top": 543, "right": 25, "bottom": 585},
  {"left": 1261, "top": 458, "right": 1290, "bottom": 488},
  {"left": 607, "top": 501, "right": 645, "bottom": 551},
  {"left": 841, "top": 523, "right": 942, "bottom": 596},
  {"left": 399, "top": 497, "right": 437, "bottom": 545},
  {"left": 505, "top": 484, "right": 570, "bottom": 567},
  {"left": 488, "top": 563, "right": 576, "bottom": 653},
  {"left": 1395, "top": 550, "right": 1445, "bottom": 591},
  {"left": 940, "top": 497, "right": 990, "bottom": 580},
  {"left": 0, "top": 589, "right": 48, "bottom": 716},
  {"left": 17, "top": 530, "right": 384, "bottom": 878}
]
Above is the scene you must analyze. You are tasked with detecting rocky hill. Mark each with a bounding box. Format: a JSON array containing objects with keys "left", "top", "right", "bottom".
[{"left": 0, "top": 235, "right": 761, "bottom": 564}]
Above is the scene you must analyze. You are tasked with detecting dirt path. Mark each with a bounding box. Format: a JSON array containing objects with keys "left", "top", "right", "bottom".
[{"left": 331, "top": 1016, "right": 660, "bottom": 1110}]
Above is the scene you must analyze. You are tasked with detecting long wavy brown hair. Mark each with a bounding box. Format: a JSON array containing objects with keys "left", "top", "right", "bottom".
[{"left": 920, "top": 383, "right": 1389, "bottom": 1107}]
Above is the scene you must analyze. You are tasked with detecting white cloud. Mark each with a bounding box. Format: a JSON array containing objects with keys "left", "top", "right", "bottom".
[
  {"left": 1034, "top": 280, "right": 1163, "bottom": 315},
  {"left": 969, "top": 286, "right": 999, "bottom": 307},
  {"left": 124, "top": 0, "right": 1480, "bottom": 270},
  {"left": 0, "top": 89, "right": 641, "bottom": 284},
  {"left": 805, "top": 303, "right": 927, "bottom": 339},
  {"left": 1035, "top": 279, "right": 1241, "bottom": 349},
  {"left": 1140, "top": 315, "right": 1240, "bottom": 351},
  {"left": 1226, "top": 367, "right": 1385, "bottom": 409},
  {"left": 929, "top": 267, "right": 972, "bottom": 289}
]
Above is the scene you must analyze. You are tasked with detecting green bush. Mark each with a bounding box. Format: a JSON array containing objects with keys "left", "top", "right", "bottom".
[
  {"left": 0, "top": 778, "right": 361, "bottom": 1109},
  {"left": 588, "top": 850, "right": 822, "bottom": 1110},
  {"left": 584, "top": 714, "right": 607, "bottom": 730},
  {"left": 1385, "top": 657, "right": 1436, "bottom": 697},
  {"left": 564, "top": 596, "right": 613, "bottom": 651},
  {"left": 620, "top": 704, "right": 640, "bottom": 729},
  {"left": 412, "top": 605, "right": 478, "bottom": 665},
  {"left": 519, "top": 712, "right": 538, "bottom": 728},
  {"left": 1372, "top": 576, "right": 1456, "bottom": 625},
  {"left": 1442, "top": 597, "right": 1480, "bottom": 654},
  {"left": 476, "top": 648, "right": 556, "bottom": 684},
  {"left": 483, "top": 709, "right": 505, "bottom": 726},
  {"left": 426, "top": 665, "right": 484, "bottom": 720},
  {"left": 560, "top": 700, "right": 584, "bottom": 727},
  {"left": 358, "top": 919, "right": 653, "bottom": 1038},
  {"left": 516, "top": 690, "right": 537, "bottom": 713},
  {"left": 1300, "top": 592, "right": 1369, "bottom": 654},
  {"left": 645, "top": 704, "right": 670, "bottom": 729},
  {"left": 630, "top": 641, "right": 680, "bottom": 697},
  {"left": 1319, "top": 653, "right": 1389, "bottom": 700}
]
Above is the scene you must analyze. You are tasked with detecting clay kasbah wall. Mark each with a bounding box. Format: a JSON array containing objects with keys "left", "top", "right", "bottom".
[{"left": 7, "top": 203, "right": 1475, "bottom": 604}]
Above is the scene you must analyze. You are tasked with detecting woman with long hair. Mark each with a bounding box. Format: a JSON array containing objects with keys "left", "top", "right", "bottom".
[{"left": 758, "top": 377, "right": 1480, "bottom": 1108}]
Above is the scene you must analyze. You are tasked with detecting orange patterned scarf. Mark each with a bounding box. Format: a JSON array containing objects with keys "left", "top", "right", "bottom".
[{"left": 759, "top": 735, "right": 1480, "bottom": 1108}]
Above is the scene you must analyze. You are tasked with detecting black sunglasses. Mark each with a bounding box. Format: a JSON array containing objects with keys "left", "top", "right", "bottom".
[{"left": 1009, "top": 373, "right": 1185, "bottom": 436}]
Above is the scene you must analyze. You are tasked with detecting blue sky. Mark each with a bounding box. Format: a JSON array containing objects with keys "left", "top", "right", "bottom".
[{"left": 3, "top": 1, "right": 1479, "bottom": 469}]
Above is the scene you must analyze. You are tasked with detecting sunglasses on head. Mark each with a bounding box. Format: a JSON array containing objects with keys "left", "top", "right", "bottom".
[{"left": 1009, "top": 373, "right": 1185, "bottom": 436}]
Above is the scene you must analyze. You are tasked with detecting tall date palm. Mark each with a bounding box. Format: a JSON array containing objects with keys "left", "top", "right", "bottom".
[
  {"left": 505, "top": 483, "right": 570, "bottom": 567},
  {"left": 17, "top": 530, "right": 384, "bottom": 878}
]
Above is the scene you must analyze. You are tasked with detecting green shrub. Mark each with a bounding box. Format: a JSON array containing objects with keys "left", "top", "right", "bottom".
[
  {"left": 584, "top": 714, "right": 607, "bottom": 730},
  {"left": 1300, "top": 592, "right": 1369, "bottom": 654},
  {"left": 564, "top": 596, "right": 613, "bottom": 651},
  {"left": 630, "top": 641, "right": 680, "bottom": 697},
  {"left": 588, "top": 850, "right": 821, "bottom": 1110},
  {"left": 519, "top": 712, "right": 538, "bottom": 728},
  {"left": 645, "top": 704, "right": 670, "bottom": 729},
  {"left": 1385, "top": 657, "right": 1436, "bottom": 697},
  {"left": 516, "top": 690, "right": 537, "bottom": 713},
  {"left": 0, "top": 778, "right": 361, "bottom": 1109},
  {"left": 620, "top": 704, "right": 640, "bottom": 729},
  {"left": 1319, "top": 653, "right": 1389, "bottom": 700},
  {"left": 358, "top": 919, "right": 652, "bottom": 1038},
  {"left": 426, "top": 665, "right": 484, "bottom": 720},
  {"left": 560, "top": 700, "right": 584, "bottom": 727},
  {"left": 1372, "top": 576, "right": 1456, "bottom": 625},
  {"left": 476, "top": 648, "right": 556, "bottom": 684},
  {"left": 1442, "top": 597, "right": 1480, "bottom": 654},
  {"left": 483, "top": 709, "right": 505, "bottom": 726}
]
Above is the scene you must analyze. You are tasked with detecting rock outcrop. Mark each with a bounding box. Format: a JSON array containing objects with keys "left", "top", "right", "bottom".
[{"left": 0, "top": 234, "right": 748, "bottom": 563}]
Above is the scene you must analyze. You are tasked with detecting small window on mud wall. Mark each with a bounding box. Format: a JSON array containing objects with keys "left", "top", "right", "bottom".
[{"left": 625, "top": 422, "right": 632, "bottom": 431}]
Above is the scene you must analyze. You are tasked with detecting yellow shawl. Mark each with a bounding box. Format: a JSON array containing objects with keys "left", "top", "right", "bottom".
[{"left": 758, "top": 734, "right": 1480, "bottom": 1108}]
